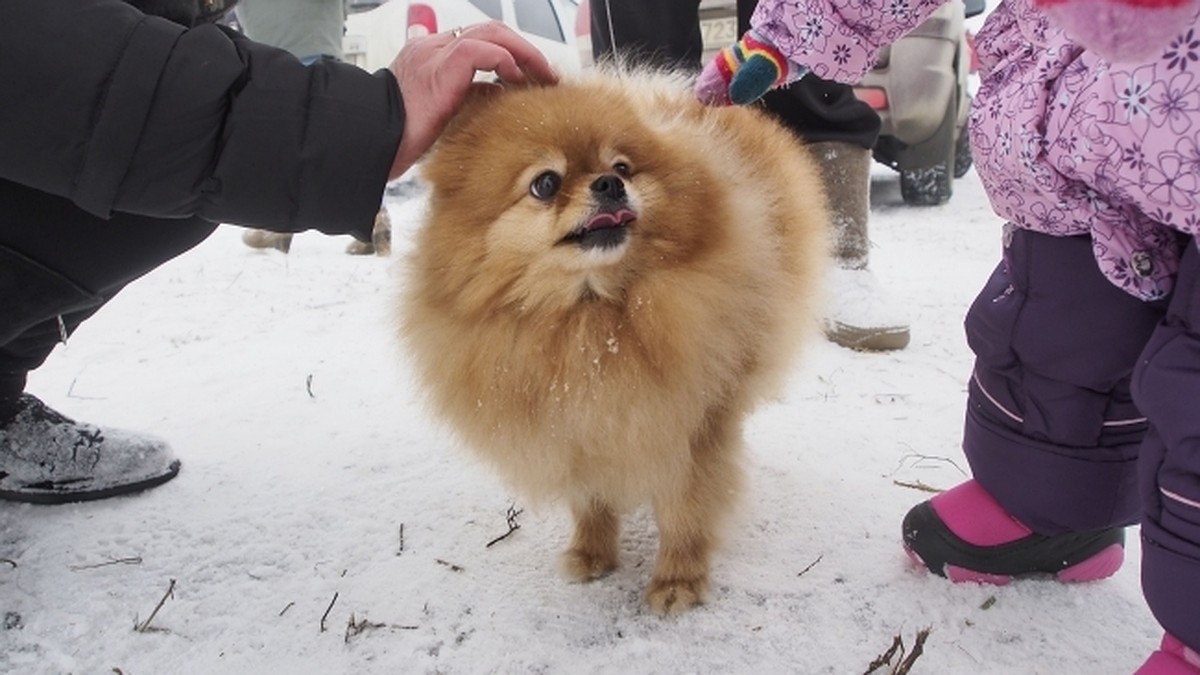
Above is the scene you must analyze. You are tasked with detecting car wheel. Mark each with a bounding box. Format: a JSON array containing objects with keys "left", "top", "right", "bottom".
[
  {"left": 953, "top": 96, "right": 973, "bottom": 179},
  {"left": 953, "top": 127, "right": 972, "bottom": 179},
  {"left": 899, "top": 88, "right": 958, "bottom": 206}
]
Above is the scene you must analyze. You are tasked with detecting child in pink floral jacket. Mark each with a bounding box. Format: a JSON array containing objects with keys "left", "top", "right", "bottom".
[{"left": 698, "top": 0, "right": 1200, "bottom": 672}]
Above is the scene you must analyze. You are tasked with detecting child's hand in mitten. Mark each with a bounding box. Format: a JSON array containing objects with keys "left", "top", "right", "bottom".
[{"left": 694, "top": 30, "right": 809, "bottom": 106}]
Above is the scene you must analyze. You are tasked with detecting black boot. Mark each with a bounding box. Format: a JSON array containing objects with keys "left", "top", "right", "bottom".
[{"left": 0, "top": 394, "right": 180, "bottom": 504}]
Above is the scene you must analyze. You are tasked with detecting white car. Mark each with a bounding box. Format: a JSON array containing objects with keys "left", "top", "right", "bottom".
[{"left": 343, "top": 0, "right": 582, "bottom": 74}]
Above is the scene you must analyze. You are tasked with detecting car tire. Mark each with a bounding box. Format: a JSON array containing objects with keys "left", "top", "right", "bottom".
[
  {"left": 899, "top": 89, "right": 958, "bottom": 206},
  {"left": 899, "top": 163, "right": 952, "bottom": 206},
  {"left": 952, "top": 128, "right": 972, "bottom": 179},
  {"left": 953, "top": 96, "right": 973, "bottom": 179}
]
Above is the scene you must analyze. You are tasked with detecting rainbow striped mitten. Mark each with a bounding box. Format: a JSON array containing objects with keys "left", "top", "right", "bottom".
[{"left": 694, "top": 30, "right": 807, "bottom": 106}]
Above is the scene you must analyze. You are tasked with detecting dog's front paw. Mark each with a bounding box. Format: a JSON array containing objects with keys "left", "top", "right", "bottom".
[
  {"left": 645, "top": 576, "right": 708, "bottom": 616},
  {"left": 559, "top": 547, "right": 619, "bottom": 583}
]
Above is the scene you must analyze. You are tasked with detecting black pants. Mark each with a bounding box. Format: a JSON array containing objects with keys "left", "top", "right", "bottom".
[
  {"left": 589, "top": 0, "right": 881, "bottom": 149},
  {"left": 0, "top": 179, "right": 216, "bottom": 400}
]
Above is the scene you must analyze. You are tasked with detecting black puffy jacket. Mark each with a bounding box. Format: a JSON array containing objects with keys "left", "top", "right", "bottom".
[
  {"left": 0, "top": 0, "right": 404, "bottom": 239},
  {"left": 124, "top": 0, "right": 236, "bottom": 28}
]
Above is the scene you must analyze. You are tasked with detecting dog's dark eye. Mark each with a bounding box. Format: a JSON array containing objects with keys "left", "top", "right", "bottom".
[
  {"left": 530, "top": 171, "right": 562, "bottom": 201},
  {"left": 613, "top": 162, "right": 632, "bottom": 177}
]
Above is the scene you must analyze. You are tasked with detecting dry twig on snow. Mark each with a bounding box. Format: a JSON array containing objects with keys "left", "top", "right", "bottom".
[
  {"left": 895, "top": 628, "right": 932, "bottom": 674},
  {"left": 70, "top": 556, "right": 143, "bottom": 571},
  {"left": 320, "top": 592, "right": 339, "bottom": 633},
  {"left": 134, "top": 578, "right": 176, "bottom": 633},
  {"left": 797, "top": 555, "right": 824, "bottom": 577},
  {"left": 864, "top": 627, "right": 933, "bottom": 675},
  {"left": 865, "top": 635, "right": 904, "bottom": 673},
  {"left": 344, "top": 613, "right": 389, "bottom": 643},
  {"left": 485, "top": 504, "right": 524, "bottom": 548},
  {"left": 893, "top": 479, "right": 942, "bottom": 494}
]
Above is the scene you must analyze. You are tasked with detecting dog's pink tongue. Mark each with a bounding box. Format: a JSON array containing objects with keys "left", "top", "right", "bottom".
[{"left": 586, "top": 209, "right": 636, "bottom": 231}]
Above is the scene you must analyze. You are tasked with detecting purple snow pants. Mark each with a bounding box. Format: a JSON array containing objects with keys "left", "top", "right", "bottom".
[
  {"left": 962, "top": 228, "right": 1199, "bottom": 650},
  {"left": 1133, "top": 239, "right": 1200, "bottom": 652}
]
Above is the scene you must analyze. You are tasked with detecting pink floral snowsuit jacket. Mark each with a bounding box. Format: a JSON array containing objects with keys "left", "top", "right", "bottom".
[{"left": 753, "top": 0, "right": 1200, "bottom": 300}]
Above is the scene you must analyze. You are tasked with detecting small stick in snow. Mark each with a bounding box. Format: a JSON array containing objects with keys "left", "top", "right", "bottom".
[
  {"left": 893, "top": 627, "right": 932, "bottom": 675},
  {"left": 70, "top": 555, "right": 143, "bottom": 570},
  {"left": 888, "top": 452, "right": 967, "bottom": 477},
  {"left": 66, "top": 376, "right": 104, "bottom": 401},
  {"left": 320, "top": 592, "right": 339, "bottom": 632},
  {"left": 862, "top": 627, "right": 933, "bottom": 675},
  {"left": 134, "top": 578, "right": 176, "bottom": 633},
  {"left": 344, "top": 613, "right": 389, "bottom": 643},
  {"left": 278, "top": 601, "right": 296, "bottom": 617},
  {"left": 893, "top": 479, "right": 942, "bottom": 494},
  {"left": 864, "top": 634, "right": 903, "bottom": 674},
  {"left": 436, "top": 559, "right": 465, "bottom": 572},
  {"left": 485, "top": 504, "right": 524, "bottom": 548},
  {"left": 797, "top": 554, "right": 824, "bottom": 577},
  {"left": 397, "top": 524, "right": 405, "bottom": 556},
  {"left": 305, "top": 374, "right": 316, "bottom": 398}
]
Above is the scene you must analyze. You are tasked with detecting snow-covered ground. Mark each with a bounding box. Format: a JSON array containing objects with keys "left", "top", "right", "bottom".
[{"left": 1, "top": 167, "right": 1160, "bottom": 674}]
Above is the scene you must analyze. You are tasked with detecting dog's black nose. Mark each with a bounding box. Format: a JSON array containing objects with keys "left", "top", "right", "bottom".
[{"left": 590, "top": 174, "right": 626, "bottom": 201}]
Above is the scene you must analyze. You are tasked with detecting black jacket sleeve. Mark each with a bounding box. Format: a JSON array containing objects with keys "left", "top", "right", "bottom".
[{"left": 0, "top": 0, "right": 406, "bottom": 239}]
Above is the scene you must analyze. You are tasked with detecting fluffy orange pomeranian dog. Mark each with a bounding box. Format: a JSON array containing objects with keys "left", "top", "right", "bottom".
[{"left": 400, "top": 67, "right": 829, "bottom": 615}]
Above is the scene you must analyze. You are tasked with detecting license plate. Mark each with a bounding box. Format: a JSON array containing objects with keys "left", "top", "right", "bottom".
[
  {"left": 700, "top": 16, "right": 739, "bottom": 51},
  {"left": 343, "top": 35, "right": 368, "bottom": 55}
]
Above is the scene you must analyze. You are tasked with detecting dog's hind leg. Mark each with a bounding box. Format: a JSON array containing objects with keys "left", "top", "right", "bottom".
[
  {"left": 560, "top": 496, "right": 620, "bottom": 582},
  {"left": 646, "top": 409, "right": 745, "bottom": 616}
]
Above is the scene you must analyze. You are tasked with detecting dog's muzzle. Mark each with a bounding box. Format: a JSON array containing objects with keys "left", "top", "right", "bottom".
[{"left": 560, "top": 175, "right": 637, "bottom": 250}]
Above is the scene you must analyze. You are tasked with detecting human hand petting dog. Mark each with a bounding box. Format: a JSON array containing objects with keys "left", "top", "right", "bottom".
[
  {"left": 388, "top": 21, "right": 558, "bottom": 179},
  {"left": 694, "top": 29, "right": 808, "bottom": 106}
]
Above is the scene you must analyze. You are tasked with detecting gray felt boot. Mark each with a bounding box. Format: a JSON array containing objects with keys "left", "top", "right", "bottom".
[
  {"left": 345, "top": 208, "right": 393, "bottom": 256},
  {"left": 811, "top": 141, "right": 911, "bottom": 352},
  {"left": 241, "top": 229, "right": 293, "bottom": 254}
]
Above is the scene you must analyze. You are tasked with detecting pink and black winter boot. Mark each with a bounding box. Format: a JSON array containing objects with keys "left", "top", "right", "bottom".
[
  {"left": 1136, "top": 634, "right": 1200, "bottom": 674},
  {"left": 902, "top": 480, "right": 1126, "bottom": 584}
]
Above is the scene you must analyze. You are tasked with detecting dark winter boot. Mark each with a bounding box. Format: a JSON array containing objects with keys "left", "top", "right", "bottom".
[
  {"left": 0, "top": 394, "right": 180, "bottom": 504},
  {"left": 810, "top": 141, "right": 911, "bottom": 351},
  {"left": 902, "top": 480, "right": 1125, "bottom": 584}
]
